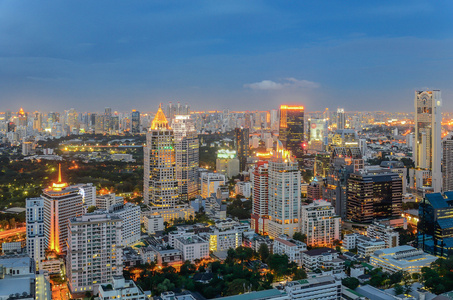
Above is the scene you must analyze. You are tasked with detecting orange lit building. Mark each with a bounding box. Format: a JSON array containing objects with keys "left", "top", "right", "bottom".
[
  {"left": 43, "top": 165, "right": 83, "bottom": 254},
  {"left": 279, "top": 105, "right": 304, "bottom": 165}
]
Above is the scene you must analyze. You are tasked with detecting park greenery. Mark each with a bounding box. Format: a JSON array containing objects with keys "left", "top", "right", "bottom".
[
  {"left": 421, "top": 258, "right": 453, "bottom": 294},
  {"left": 227, "top": 198, "right": 252, "bottom": 220},
  {"left": 127, "top": 245, "right": 306, "bottom": 298}
]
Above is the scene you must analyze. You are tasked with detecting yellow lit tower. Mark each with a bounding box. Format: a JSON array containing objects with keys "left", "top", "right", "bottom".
[
  {"left": 279, "top": 105, "right": 305, "bottom": 165},
  {"left": 144, "top": 104, "right": 179, "bottom": 206},
  {"left": 42, "top": 164, "right": 83, "bottom": 254}
]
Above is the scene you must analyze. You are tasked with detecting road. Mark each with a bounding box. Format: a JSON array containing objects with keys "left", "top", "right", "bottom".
[{"left": 0, "top": 227, "right": 26, "bottom": 240}]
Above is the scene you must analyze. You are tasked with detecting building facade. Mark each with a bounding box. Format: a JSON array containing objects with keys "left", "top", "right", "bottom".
[
  {"left": 279, "top": 105, "right": 304, "bottom": 164},
  {"left": 173, "top": 115, "right": 199, "bottom": 200},
  {"left": 347, "top": 171, "right": 402, "bottom": 223},
  {"left": 144, "top": 105, "right": 179, "bottom": 207},
  {"left": 201, "top": 173, "right": 226, "bottom": 199},
  {"left": 235, "top": 127, "right": 249, "bottom": 172},
  {"left": 300, "top": 200, "right": 341, "bottom": 247},
  {"left": 442, "top": 133, "right": 453, "bottom": 192},
  {"left": 26, "top": 198, "right": 46, "bottom": 267},
  {"left": 109, "top": 202, "right": 141, "bottom": 246},
  {"left": 67, "top": 212, "right": 123, "bottom": 294},
  {"left": 251, "top": 161, "right": 269, "bottom": 235}
]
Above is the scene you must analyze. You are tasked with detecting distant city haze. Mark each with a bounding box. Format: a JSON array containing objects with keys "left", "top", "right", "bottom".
[{"left": 1, "top": 1, "right": 452, "bottom": 112}]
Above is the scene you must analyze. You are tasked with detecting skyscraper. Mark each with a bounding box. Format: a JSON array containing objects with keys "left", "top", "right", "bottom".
[
  {"left": 268, "top": 144, "right": 301, "bottom": 239},
  {"left": 235, "top": 127, "right": 249, "bottom": 172},
  {"left": 173, "top": 115, "right": 199, "bottom": 200},
  {"left": 104, "top": 107, "right": 112, "bottom": 132},
  {"left": 26, "top": 197, "right": 46, "bottom": 268},
  {"left": 337, "top": 108, "right": 345, "bottom": 129},
  {"left": 279, "top": 105, "right": 304, "bottom": 165},
  {"left": 442, "top": 134, "right": 453, "bottom": 192},
  {"left": 410, "top": 90, "right": 442, "bottom": 193},
  {"left": 131, "top": 109, "right": 140, "bottom": 133},
  {"left": 42, "top": 165, "right": 84, "bottom": 253},
  {"left": 301, "top": 200, "right": 341, "bottom": 247},
  {"left": 144, "top": 105, "right": 179, "bottom": 206},
  {"left": 251, "top": 161, "right": 269, "bottom": 235},
  {"left": 347, "top": 170, "right": 402, "bottom": 223},
  {"left": 67, "top": 212, "right": 123, "bottom": 294}
]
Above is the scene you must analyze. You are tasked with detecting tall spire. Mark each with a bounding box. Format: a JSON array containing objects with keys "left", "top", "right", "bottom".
[
  {"left": 50, "top": 163, "right": 68, "bottom": 191},
  {"left": 151, "top": 104, "right": 170, "bottom": 130},
  {"left": 58, "top": 164, "right": 62, "bottom": 183}
]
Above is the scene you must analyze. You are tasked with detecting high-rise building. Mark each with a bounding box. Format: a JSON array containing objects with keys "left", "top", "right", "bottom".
[
  {"left": 33, "top": 111, "right": 42, "bottom": 132},
  {"left": 347, "top": 170, "right": 402, "bottom": 223},
  {"left": 166, "top": 102, "right": 190, "bottom": 126},
  {"left": 308, "top": 118, "right": 326, "bottom": 151},
  {"left": 95, "top": 114, "right": 105, "bottom": 134},
  {"left": 268, "top": 145, "right": 301, "bottom": 239},
  {"left": 418, "top": 191, "right": 453, "bottom": 257},
  {"left": 104, "top": 107, "right": 112, "bottom": 132},
  {"left": 42, "top": 166, "right": 84, "bottom": 253},
  {"left": 300, "top": 200, "right": 341, "bottom": 247},
  {"left": 67, "top": 212, "right": 123, "bottom": 294},
  {"left": 410, "top": 90, "right": 442, "bottom": 193},
  {"left": 26, "top": 197, "right": 46, "bottom": 268},
  {"left": 279, "top": 105, "right": 304, "bottom": 165},
  {"left": 251, "top": 161, "right": 269, "bottom": 235},
  {"left": 131, "top": 109, "right": 140, "bottom": 133},
  {"left": 109, "top": 202, "right": 141, "bottom": 246},
  {"left": 337, "top": 108, "right": 345, "bottom": 129},
  {"left": 143, "top": 105, "right": 179, "bottom": 206},
  {"left": 235, "top": 127, "right": 249, "bottom": 172},
  {"left": 216, "top": 150, "right": 240, "bottom": 178},
  {"left": 173, "top": 115, "right": 199, "bottom": 200},
  {"left": 442, "top": 134, "right": 453, "bottom": 192}
]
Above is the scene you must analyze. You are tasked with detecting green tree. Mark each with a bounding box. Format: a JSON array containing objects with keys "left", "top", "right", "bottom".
[
  {"left": 267, "top": 254, "right": 289, "bottom": 279},
  {"left": 258, "top": 243, "right": 269, "bottom": 261},
  {"left": 342, "top": 277, "right": 359, "bottom": 290},
  {"left": 293, "top": 232, "right": 307, "bottom": 243},
  {"left": 156, "top": 278, "right": 175, "bottom": 294},
  {"left": 394, "top": 283, "right": 404, "bottom": 295},
  {"left": 87, "top": 206, "right": 97, "bottom": 213},
  {"left": 235, "top": 246, "right": 254, "bottom": 263}
]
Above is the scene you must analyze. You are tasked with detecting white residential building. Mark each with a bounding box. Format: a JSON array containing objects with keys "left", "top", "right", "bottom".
[
  {"left": 301, "top": 248, "right": 343, "bottom": 274},
  {"left": 300, "top": 200, "right": 341, "bottom": 247},
  {"left": 357, "top": 238, "right": 386, "bottom": 258},
  {"left": 74, "top": 183, "right": 96, "bottom": 207},
  {"left": 370, "top": 245, "right": 437, "bottom": 274},
  {"left": 174, "top": 235, "right": 210, "bottom": 262},
  {"left": 273, "top": 235, "right": 307, "bottom": 267},
  {"left": 367, "top": 222, "right": 399, "bottom": 248},
  {"left": 144, "top": 214, "right": 164, "bottom": 234},
  {"left": 200, "top": 228, "right": 242, "bottom": 253},
  {"left": 109, "top": 202, "right": 141, "bottom": 246},
  {"left": 201, "top": 173, "right": 226, "bottom": 198},
  {"left": 98, "top": 276, "right": 146, "bottom": 300},
  {"left": 234, "top": 181, "right": 251, "bottom": 198},
  {"left": 26, "top": 198, "right": 46, "bottom": 267},
  {"left": 67, "top": 212, "right": 123, "bottom": 294},
  {"left": 285, "top": 276, "right": 342, "bottom": 300},
  {"left": 268, "top": 148, "right": 301, "bottom": 239},
  {"left": 96, "top": 193, "right": 123, "bottom": 210}
]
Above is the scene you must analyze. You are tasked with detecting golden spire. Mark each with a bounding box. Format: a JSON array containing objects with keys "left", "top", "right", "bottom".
[
  {"left": 50, "top": 163, "right": 68, "bottom": 191},
  {"left": 151, "top": 103, "right": 170, "bottom": 130}
]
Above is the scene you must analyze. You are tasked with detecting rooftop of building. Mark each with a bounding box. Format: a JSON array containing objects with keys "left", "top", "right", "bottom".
[
  {"left": 425, "top": 192, "right": 453, "bottom": 209},
  {"left": 372, "top": 245, "right": 437, "bottom": 266},
  {"left": 176, "top": 235, "right": 208, "bottom": 245},
  {"left": 303, "top": 248, "right": 338, "bottom": 257},
  {"left": 216, "top": 289, "right": 284, "bottom": 300},
  {"left": 286, "top": 275, "right": 338, "bottom": 288}
]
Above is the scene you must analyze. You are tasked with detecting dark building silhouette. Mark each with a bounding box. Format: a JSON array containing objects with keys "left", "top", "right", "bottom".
[
  {"left": 235, "top": 128, "right": 249, "bottom": 172},
  {"left": 279, "top": 105, "right": 304, "bottom": 165}
]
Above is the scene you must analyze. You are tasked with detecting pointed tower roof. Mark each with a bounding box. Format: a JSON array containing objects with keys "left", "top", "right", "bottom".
[
  {"left": 151, "top": 104, "right": 170, "bottom": 130},
  {"left": 51, "top": 163, "right": 68, "bottom": 191}
]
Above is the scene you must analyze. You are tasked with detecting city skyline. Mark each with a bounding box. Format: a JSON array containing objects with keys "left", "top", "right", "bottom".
[{"left": 1, "top": 1, "right": 452, "bottom": 112}]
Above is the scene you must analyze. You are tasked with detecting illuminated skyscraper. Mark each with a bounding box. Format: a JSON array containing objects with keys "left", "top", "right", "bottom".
[
  {"left": 337, "top": 108, "right": 345, "bottom": 129},
  {"left": 26, "top": 197, "right": 46, "bottom": 268},
  {"left": 131, "top": 109, "right": 140, "bottom": 133},
  {"left": 143, "top": 105, "right": 179, "bottom": 206},
  {"left": 251, "top": 161, "right": 269, "bottom": 235},
  {"left": 279, "top": 105, "right": 304, "bottom": 165},
  {"left": 442, "top": 134, "right": 453, "bottom": 192},
  {"left": 173, "top": 115, "right": 199, "bottom": 200},
  {"left": 42, "top": 165, "right": 83, "bottom": 253},
  {"left": 235, "top": 127, "right": 249, "bottom": 172},
  {"left": 268, "top": 144, "right": 301, "bottom": 239},
  {"left": 33, "top": 111, "right": 42, "bottom": 132},
  {"left": 104, "top": 107, "right": 112, "bottom": 132},
  {"left": 410, "top": 90, "right": 442, "bottom": 193}
]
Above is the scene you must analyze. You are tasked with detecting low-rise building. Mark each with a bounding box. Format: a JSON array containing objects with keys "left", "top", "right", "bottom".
[
  {"left": 301, "top": 248, "right": 344, "bottom": 274},
  {"left": 174, "top": 235, "right": 210, "bottom": 262},
  {"left": 98, "top": 276, "right": 146, "bottom": 300},
  {"left": 235, "top": 181, "right": 251, "bottom": 198},
  {"left": 152, "top": 245, "right": 183, "bottom": 267},
  {"left": 370, "top": 245, "right": 437, "bottom": 274},
  {"left": 96, "top": 193, "right": 123, "bottom": 210},
  {"left": 273, "top": 235, "right": 307, "bottom": 267},
  {"left": 284, "top": 276, "right": 342, "bottom": 300},
  {"left": 144, "top": 214, "right": 165, "bottom": 235},
  {"left": 200, "top": 227, "right": 242, "bottom": 253},
  {"left": 367, "top": 221, "right": 399, "bottom": 248}
]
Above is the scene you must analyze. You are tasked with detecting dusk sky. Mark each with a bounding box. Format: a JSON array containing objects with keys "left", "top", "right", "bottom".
[{"left": 1, "top": 1, "right": 452, "bottom": 112}]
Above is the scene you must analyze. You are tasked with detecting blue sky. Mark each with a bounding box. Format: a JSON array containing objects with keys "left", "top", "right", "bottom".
[{"left": 1, "top": 0, "right": 452, "bottom": 112}]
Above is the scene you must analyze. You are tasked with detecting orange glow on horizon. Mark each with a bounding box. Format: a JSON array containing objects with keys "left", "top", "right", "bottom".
[{"left": 280, "top": 105, "right": 304, "bottom": 110}]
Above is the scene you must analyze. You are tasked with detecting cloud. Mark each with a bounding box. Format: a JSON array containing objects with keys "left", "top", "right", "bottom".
[{"left": 244, "top": 78, "right": 320, "bottom": 90}]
